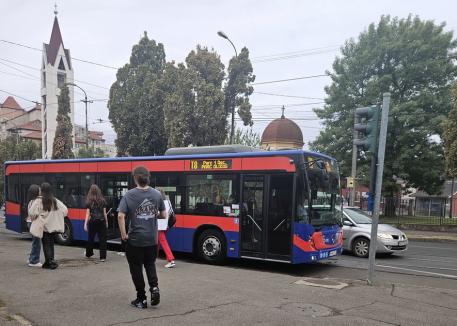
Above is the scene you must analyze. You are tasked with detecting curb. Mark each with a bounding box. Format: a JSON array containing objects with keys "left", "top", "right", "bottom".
[{"left": 406, "top": 236, "right": 457, "bottom": 243}]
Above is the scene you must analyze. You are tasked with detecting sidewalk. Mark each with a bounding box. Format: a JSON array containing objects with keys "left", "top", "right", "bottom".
[
  {"left": 403, "top": 229, "right": 457, "bottom": 242},
  {"left": 1, "top": 226, "right": 457, "bottom": 325}
]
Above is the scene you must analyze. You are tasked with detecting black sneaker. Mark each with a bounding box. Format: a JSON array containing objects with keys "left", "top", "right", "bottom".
[
  {"left": 42, "top": 261, "right": 57, "bottom": 270},
  {"left": 150, "top": 287, "right": 160, "bottom": 306},
  {"left": 131, "top": 298, "right": 147, "bottom": 309}
]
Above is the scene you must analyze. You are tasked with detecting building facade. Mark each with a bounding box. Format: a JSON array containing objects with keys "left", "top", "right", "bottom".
[{"left": 41, "top": 14, "right": 75, "bottom": 159}]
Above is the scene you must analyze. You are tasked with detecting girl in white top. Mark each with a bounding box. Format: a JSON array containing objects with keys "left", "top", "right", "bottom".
[{"left": 157, "top": 189, "right": 175, "bottom": 268}]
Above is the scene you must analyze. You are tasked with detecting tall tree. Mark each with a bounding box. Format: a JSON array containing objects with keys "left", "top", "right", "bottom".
[
  {"left": 228, "top": 127, "right": 261, "bottom": 147},
  {"left": 160, "top": 46, "right": 227, "bottom": 147},
  {"left": 108, "top": 32, "right": 167, "bottom": 156},
  {"left": 224, "top": 47, "right": 256, "bottom": 129},
  {"left": 76, "top": 147, "right": 106, "bottom": 158},
  {"left": 0, "top": 136, "right": 41, "bottom": 204},
  {"left": 443, "top": 82, "right": 457, "bottom": 178},
  {"left": 310, "top": 15, "right": 457, "bottom": 195},
  {"left": 52, "top": 85, "right": 74, "bottom": 159}
]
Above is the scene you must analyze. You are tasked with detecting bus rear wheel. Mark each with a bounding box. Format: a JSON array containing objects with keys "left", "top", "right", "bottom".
[
  {"left": 55, "top": 218, "right": 73, "bottom": 246},
  {"left": 197, "top": 229, "right": 226, "bottom": 264}
]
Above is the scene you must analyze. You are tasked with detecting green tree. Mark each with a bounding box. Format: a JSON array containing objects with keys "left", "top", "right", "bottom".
[
  {"left": 310, "top": 15, "right": 457, "bottom": 195},
  {"left": 76, "top": 147, "right": 106, "bottom": 158},
  {"left": 228, "top": 127, "right": 261, "bottom": 147},
  {"left": 52, "top": 85, "right": 74, "bottom": 159},
  {"left": 443, "top": 83, "right": 457, "bottom": 178},
  {"left": 224, "top": 47, "right": 256, "bottom": 128},
  {"left": 108, "top": 32, "right": 167, "bottom": 156},
  {"left": 0, "top": 136, "right": 41, "bottom": 203},
  {"left": 160, "top": 46, "right": 227, "bottom": 147}
]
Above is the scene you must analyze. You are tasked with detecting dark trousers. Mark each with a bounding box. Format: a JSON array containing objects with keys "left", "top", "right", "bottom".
[
  {"left": 126, "top": 243, "right": 158, "bottom": 300},
  {"left": 86, "top": 219, "right": 107, "bottom": 259},
  {"left": 42, "top": 232, "right": 55, "bottom": 263}
]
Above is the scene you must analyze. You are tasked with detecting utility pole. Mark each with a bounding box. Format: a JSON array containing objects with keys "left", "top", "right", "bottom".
[
  {"left": 450, "top": 178, "right": 455, "bottom": 218},
  {"left": 66, "top": 83, "right": 93, "bottom": 149},
  {"left": 350, "top": 114, "right": 358, "bottom": 206},
  {"left": 217, "top": 31, "right": 238, "bottom": 144},
  {"left": 367, "top": 92, "right": 390, "bottom": 285}
]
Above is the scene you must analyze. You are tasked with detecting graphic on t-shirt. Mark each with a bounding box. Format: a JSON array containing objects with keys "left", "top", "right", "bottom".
[{"left": 135, "top": 199, "right": 158, "bottom": 220}]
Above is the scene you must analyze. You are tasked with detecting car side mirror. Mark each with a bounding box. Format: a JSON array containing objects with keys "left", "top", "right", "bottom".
[{"left": 343, "top": 220, "right": 353, "bottom": 227}]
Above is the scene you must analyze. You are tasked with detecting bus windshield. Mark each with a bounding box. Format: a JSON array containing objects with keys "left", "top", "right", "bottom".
[{"left": 301, "top": 157, "right": 341, "bottom": 228}]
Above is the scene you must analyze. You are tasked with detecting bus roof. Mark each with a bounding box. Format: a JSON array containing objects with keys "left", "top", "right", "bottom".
[{"left": 5, "top": 149, "right": 336, "bottom": 165}]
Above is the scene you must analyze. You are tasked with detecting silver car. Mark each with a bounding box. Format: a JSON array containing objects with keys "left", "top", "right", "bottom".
[{"left": 341, "top": 207, "right": 408, "bottom": 258}]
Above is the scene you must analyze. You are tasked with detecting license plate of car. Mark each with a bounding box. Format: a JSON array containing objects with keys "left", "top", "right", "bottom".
[
  {"left": 329, "top": 250, "right": 337, "bottom": 257},
  {"left": 398, "top": 241, "right": 407, "bottom": 246}
]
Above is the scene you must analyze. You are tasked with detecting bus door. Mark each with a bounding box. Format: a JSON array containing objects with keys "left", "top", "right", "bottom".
[
  {"left": 99, "top": 174, "right": 129, "bottom": 240},
  {"left": 240, "top": 175, "right": 267, "bottom": 259},
  {"left": 19, "top": 174, "right": 46, "bottom": 233},
  {"left": 266, "top": 174, "right": 294, "bottom": 260}
]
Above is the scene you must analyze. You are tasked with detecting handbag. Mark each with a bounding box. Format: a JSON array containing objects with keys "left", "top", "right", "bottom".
[
  {"left": 167, "top": 201, "right": 176, "bottom": 229},
  {"left": 29, "top": 215, "right": 45, "bottom": 238}
]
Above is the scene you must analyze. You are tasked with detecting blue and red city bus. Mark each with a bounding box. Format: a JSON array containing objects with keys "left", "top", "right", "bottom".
[{"left": 4, "top": 146, "right": 343, "bottom": 264}]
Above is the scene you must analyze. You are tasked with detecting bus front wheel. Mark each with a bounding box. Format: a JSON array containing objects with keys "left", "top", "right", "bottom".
[
  {"left": 197, "top": 229, "right": 226, "bottom": 264},
  {"left": 55, "top": 218, "right": 73, "bottom": 246}
]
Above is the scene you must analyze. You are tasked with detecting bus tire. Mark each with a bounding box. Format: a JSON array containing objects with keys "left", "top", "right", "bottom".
[
  {"left": 55, "top": 217, "right": 73, "bottom": 246},
  {"left": 352, "top": 237, "right": 370, "bottom": 258},
  {"left": 197, "top": 229, "right": 226, "bottom": 264}
]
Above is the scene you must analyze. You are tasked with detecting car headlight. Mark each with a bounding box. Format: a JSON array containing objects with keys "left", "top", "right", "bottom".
[{"left": 377, "top": 233, "right": 392, "bottom": 240}]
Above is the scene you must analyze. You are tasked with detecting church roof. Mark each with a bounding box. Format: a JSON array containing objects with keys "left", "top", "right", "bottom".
[
  {"left": 44, "top": 17, "right": 71, "bottom": 69},
  {"left": 1, "top": 96, "right": 23, "bottom": 110},
  {"left": 261, "top": 113, "right": 304, "bottom": 147}
]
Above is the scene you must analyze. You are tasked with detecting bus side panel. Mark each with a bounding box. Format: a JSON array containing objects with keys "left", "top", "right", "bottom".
[
  {"left": 5, "top": 201, "right": 21, "bottom": 233},
  {"left": 67, "top": 208, "right": 87, "bottom": 241},
  {"left": 167, "top": 215, "right": 240, "bottom": 257}
]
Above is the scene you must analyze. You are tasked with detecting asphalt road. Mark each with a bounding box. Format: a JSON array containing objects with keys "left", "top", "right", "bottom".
[
  {"left": 326, "top": 241, "right": 457, "bottom": 281},
  {"left": 1, "top": 220, "right": 457, "bottom": 325}
]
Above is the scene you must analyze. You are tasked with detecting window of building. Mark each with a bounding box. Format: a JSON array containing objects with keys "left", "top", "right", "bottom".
[
  {"left": 186, "top": 174, "right": 239, "bottom": 216},
  {"left": 57, "top": 73, "right": 66, "bottom": 89},
  {"left": 42, "top": 72, "right": 46, "bottom": 88},
  {"left": 58, "top": 58, "right": 66, "bottom": 71}
]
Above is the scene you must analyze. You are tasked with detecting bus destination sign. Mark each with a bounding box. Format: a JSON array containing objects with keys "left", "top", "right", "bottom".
[{"left": 190, "top": 159, "right": 232, "bottom": 171}]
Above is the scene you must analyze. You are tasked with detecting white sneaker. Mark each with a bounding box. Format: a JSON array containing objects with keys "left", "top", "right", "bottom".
[
  {"left": 28, "top": 262, "right": 43, "bottom": 268},
  {"left": 117, "top": 252, "right": 125, "bottom": 257},
  {"left": 164, "top": 261, "right": 176, "bottom": 268}
]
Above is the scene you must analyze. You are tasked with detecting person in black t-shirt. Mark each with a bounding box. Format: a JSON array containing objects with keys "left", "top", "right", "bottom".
[{"left": 84, "top": 184, "right": 108, "bottom": 261}]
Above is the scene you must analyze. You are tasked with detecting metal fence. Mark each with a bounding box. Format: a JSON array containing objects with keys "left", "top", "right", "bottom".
[{"left": 356, "top": 196, "right": 457, "bottom": 225}]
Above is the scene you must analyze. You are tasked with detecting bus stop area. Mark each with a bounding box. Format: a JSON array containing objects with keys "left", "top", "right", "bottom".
[{"left": 1, "top": 225, "right": 457, "bottom": 326}]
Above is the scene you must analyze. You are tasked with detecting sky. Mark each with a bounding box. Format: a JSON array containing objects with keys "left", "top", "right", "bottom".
[{"left": 1, "top": 0, "right": 456, "bottom": 146}]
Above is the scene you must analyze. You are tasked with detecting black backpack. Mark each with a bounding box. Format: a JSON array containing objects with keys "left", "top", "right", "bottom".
[
  {"left": 167, "top": 201, "right": 176, "bottom": 229},
  {"left": 90, "top": 204, "right": 104, "bottom": 221}
]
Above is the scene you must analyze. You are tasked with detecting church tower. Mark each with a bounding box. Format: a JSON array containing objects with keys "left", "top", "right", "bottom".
[{"left": 41, "top": 8, "right": 74, "bottom": 159}]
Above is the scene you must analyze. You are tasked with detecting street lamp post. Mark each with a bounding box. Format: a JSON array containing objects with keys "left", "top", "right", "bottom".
[
  {"left": 65, "top": 82, "right": 92, "bottom": 149},
  {"left": 217, "top": 30, "right": 238, "bottom": 144}
]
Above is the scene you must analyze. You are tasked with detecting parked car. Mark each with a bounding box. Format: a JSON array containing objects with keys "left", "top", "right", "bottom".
[{"left": 340, "top": 207, "right": 408, "bottom": 258}]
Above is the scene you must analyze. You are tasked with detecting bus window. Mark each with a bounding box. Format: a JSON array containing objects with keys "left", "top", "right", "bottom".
[
  {"left": 7, "top": 174, "right": 21, "bottom": 203},
  {"left": 46, "top": 173, "right": 80, "bottom": 208},
  {"left": 186, "top": 174, "right": 239, "bottom": 216},
  {"left": 153, "top": 173, "right": 185, "bottom": 214}
]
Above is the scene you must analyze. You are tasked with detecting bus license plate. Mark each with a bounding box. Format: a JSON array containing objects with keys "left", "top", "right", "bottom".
[
  {"left": 398, "top": 241, "right": 407, "bottom": 246},
  {"left": 329, "top": 250, "right": 337, "bottom": 257}
]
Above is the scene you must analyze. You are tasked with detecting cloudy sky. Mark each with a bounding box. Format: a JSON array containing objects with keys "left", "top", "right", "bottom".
[{"left": 1, "top": 0, "right": 456, "bottom": 146}]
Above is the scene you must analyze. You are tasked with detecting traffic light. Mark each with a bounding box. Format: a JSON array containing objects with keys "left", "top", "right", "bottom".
[{"left": 353, "top": 105, "right": 380, "bottom": 153}]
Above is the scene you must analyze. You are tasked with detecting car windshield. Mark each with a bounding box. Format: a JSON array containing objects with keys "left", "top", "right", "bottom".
[{"left": 344, "top": 208, "right": 372, "bottom": 224}]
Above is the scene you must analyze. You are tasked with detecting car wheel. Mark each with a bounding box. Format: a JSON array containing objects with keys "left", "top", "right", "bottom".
[
  {"left": 352, "top": 237, "right": 370, "bottom": 258},
  {"left": 197, "top": 229, "right": 226, "bottom": 264},
  {"left": 55, "top": 218, "right": 73, "bottom": 245}
]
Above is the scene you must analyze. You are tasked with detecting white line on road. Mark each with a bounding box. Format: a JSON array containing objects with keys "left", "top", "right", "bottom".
[
  {"left": 376, "top": 264, "right": 457, "bottom": 279},
  {"left": 408, "top": 244, "right": 456, "bottom": 251}
]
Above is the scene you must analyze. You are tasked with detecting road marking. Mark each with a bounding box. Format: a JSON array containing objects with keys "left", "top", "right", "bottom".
[
  {"left": 408, "top": 244, "right": 456, "bottom": 251},
  {"left": 376, "top": 264, "right": 457, "bottom": 279},
  {"left": 404, "top": 257, "right": 457, "bottom": 264}
]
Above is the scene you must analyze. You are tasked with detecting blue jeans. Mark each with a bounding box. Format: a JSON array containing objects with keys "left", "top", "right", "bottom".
[{"left": 28, "top": 222, "right": 41, "bottom": 264}]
